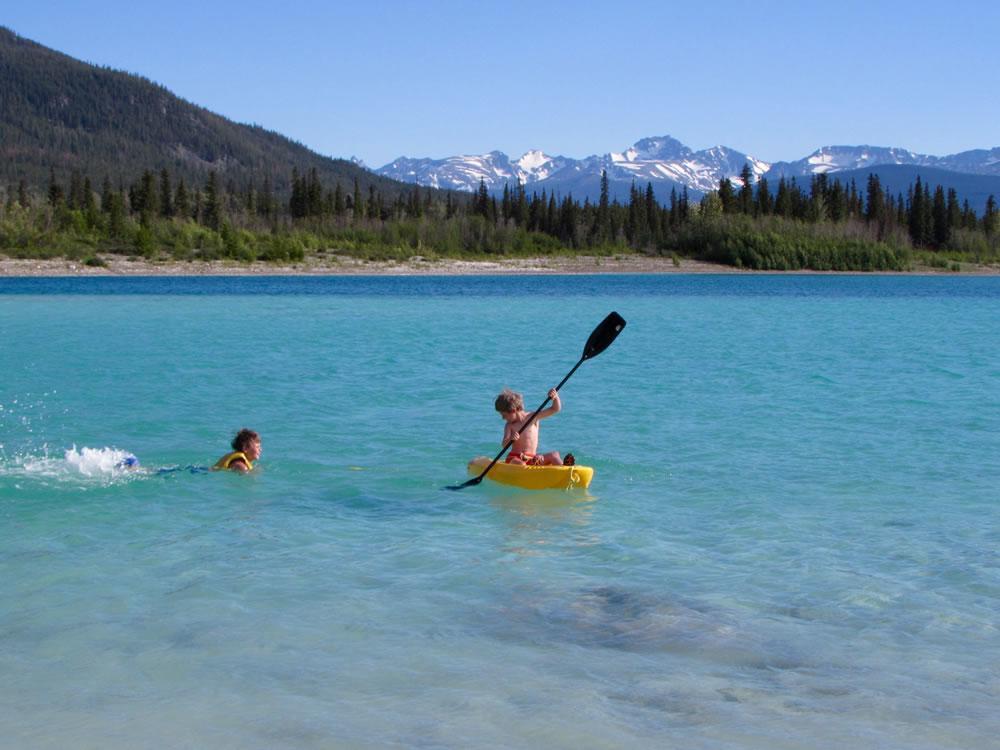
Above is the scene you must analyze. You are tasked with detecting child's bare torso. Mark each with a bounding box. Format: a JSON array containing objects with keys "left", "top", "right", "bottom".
[{"left": 505, "top": 411, "right": 541, "bottom": 454}]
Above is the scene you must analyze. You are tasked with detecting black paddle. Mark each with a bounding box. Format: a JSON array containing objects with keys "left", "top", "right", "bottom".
[{"left": 446, "top": 311, "right": 626, "bottom": 490}]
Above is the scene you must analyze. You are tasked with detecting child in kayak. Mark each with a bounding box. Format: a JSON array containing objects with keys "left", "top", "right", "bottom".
[
  {"left": 495, "top": 388, "right": 573, "bottom": 466},
  {"left": 214, "top": 428, "right": 261, "bottom": 473}
]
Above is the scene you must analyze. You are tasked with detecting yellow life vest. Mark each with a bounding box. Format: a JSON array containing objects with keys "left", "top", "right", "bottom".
[{"left": 214, "top": 451, "right": 253, "bottom": 471}]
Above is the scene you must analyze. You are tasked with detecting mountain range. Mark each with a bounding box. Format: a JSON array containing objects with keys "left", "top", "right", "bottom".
[{"left": 376, "top": 138, "right": 1000, "bottom": 211}]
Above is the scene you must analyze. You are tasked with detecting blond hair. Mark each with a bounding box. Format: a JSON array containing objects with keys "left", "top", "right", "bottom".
[{"left": 494, "top": 388, "right": 523, "bottom": 413}]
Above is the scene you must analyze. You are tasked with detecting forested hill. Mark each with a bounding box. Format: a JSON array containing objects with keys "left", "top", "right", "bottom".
[{"left": 0, "top": 27, "right": 403, "bottom": 199}]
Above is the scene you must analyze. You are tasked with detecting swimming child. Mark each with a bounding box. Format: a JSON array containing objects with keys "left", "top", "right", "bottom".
[
  {"left": 213, "top": 428, "right": 261, "bottom": 473},
  {"left": 495, "top": 388, "right": 573, "bottom": 466}
]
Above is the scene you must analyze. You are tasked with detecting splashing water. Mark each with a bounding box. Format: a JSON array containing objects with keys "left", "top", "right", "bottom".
[{"left": 0, "top": 445, "right": 141, "bottom": 485}]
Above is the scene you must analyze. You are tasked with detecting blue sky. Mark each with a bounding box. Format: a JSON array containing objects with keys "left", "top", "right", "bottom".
[{"left": 5, "top": 1, "right": 999, "bottom": 166}]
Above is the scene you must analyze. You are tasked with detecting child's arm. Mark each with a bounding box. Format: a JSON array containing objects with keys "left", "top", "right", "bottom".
[{"left": 533, "top": 388, "right": 562, "bottom": 421}]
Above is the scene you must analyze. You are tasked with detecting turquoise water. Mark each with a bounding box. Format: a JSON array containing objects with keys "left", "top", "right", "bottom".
[{"left": 2, "top": 274, "right": 998, "bottom": 749}]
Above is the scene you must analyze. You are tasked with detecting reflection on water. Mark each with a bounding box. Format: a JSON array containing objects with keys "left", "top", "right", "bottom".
[{"left": 490, "top": 488, "right": 599, "bottom": 559}]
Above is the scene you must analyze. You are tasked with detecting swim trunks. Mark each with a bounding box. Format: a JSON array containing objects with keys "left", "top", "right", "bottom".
[{"left": 506, "top": 452, "right": 544, "bottom": 466}]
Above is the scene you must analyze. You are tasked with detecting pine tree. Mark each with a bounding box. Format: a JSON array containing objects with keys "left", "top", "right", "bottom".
[
  {"left": 159, "top": 169, "right": 173, "bottom": 217},
  {"left": 101, "top": 176, "right": 114, "bottom": 214},
  {"left": 738, "top": 163, "right": 754, "bottom": 215},
  {"left": 307, "top": 168, "right": 323, "bottom": 217},
  {"left": 139, "top": 170, "right": 157, "bottom": 226},
  {"left": 108, "top": 191, "right": 126, "bottom": 238},
  {"left": 597, "top": 170, "right": 611, "bottom": 242},
  {"left": 984, "top": 195, "right": 998, "bottom": 235},
  {"left": 174, "top": 179, "right": 190, "bottom": 219},
  {"left": 333, "top": 182, "right": 345, "bottom": 216},
  {"left": 865, "top": 174, "right": 884, "bottom": 224},
  {"left": 475, "top": 178, "right": 490, "bottom": 219},
  {"left": 500, "top": 183, "right": 512, "bottom": 221},
  {"left": 932, "top": 185, "right": 949, "bottom": 247},
  {"left": 48, "top": 167, "right": 64, "bottom": 207},
  {"left": 82, "top": 177, "right": 99, "bottom": 227},
  {"left": 775, "top": 178, "right": 793, "bottom": 217},
  {"left": 68, "top": 170, "right": 85, "bottom": 210},
  {"left": 352, "top": 179, "right": 364, "bottom": 220},
  {"left": 718, "top": 178, "right": 736, "bottom": 213},
  {"left": 259, "top": 176, "right": 274, "bottom": 218},
  {"left": 946, "top": 188, "right": 961, "bottom": 231},
  {"left": 827, "top": 180, "right": 846, "bottom": 222},
  {"left": 644, "top": 183, "right": 657, "bottom": 242},
  {"left": 755, "top": 177, "right": 772, "bottom": 216},
  {"left": 202, "top": 172, "right": 221, "bottom": 230},
  {"left": 515, "top": 180, "right": 528, "bottom": 227},
  {"left": 289, "top": 169, "right": 305, "bottom": 219}
]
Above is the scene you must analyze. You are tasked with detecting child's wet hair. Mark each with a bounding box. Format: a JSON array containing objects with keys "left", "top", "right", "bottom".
[
  {"left": 494, "top": 388, "right": 523, "bottom": 413},
  {"left": 232, "top": 428, "right": 260, "bottom": 452}
]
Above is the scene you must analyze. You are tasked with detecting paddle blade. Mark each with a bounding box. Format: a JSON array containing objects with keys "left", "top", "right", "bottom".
[
  {"left": 445, "top": 475, "right": 482, "bottom": 491},
  {"left": 582, "top": 311, "right": 627, "bottom": 360}
]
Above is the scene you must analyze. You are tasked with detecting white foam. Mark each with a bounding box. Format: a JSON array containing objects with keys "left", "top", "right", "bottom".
[{"left": 1, "top": 445, "right": 141, "bottom": 484}]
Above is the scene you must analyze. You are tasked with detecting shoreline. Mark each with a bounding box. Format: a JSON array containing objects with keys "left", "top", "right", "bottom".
[{"left": 1, "top": 254, "right": 998, "bottom": 277}]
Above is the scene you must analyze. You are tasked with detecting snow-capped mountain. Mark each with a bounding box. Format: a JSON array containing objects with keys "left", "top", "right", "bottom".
[
  {"left": 606, "top": 138, "right": 769, "bottom": 193},
  {"left": 766, "top": 145, "right": 1000, "bottom": 178},
  {"left": 377, "top": 150, "right": 574, "bottom": 192},
  {"left": 377, "top": 136, "right": 766, "bottom": 196},
  {"left": 375, "top": 137, "right": 1000, "bottom": 202}
]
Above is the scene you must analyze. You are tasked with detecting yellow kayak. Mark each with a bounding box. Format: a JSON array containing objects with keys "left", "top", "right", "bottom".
[{"left": 467, "top": 456, "right": 594, "bottom": 490}]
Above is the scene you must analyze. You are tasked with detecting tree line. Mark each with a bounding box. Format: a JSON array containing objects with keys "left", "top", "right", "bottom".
[{"left": 1, "top": 163, "right": 997, "bottom": 270}]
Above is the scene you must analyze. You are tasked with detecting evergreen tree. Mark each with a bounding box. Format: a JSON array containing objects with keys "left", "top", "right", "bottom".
[
  {"left": 515, "top": 180, "right": 528, "bottom": 227},
  {"left": 984, "top": 195, "right": 998, "bottom": 235},
  {"left": 289, "top": 169, "right": 306, "bottom": 219},
  {"left": 174, "top": 178, "right": 190, "bottom": 219},
  {"left": 738, "top": 164, "right": 754, "bottom": 215},
  {"left": 775, "top": 178, "right": 793, "bottom": 217},
  {"left": 138, "top": 170, "right": 157, "bottom": 226},
  {"left": 961, "top": 200, "right": 976, "bottom": 230},
  {"left": 907, "top": 178, "right": 933, "bottom": 247},
  {"left": 932, "top": 185, "right": 949, "bottom": 247},
  {"left": 644, "top": 183, "right": 657, "bottom": 241},
  {"left": 159, "top": 168, "right": 173, "bottom": 217},
  {"left": 307, "top": 168, "right": 323, "bottom": 217},
  {"left": 258, "top": 176, "right": 274, "bottom": 218},
  {"left": 108, "top": 191, "right": 126, "bottom": 238},
  {"left": 48, "top": 167, "right": 64, "bottom": 207},
  {"left": 333, "top": 181, "right": 345, "bottom": 216},
  {"left": 808, "top": 175, "right": 827, "bottom": 223},
  {"left": 755, "top": 177, "right": 772, "bottom": 216},
  {"left": 865, "top": 174, "right": 884, "bottom": 224},
  {"left": 946, "top": 188, "right": 962, "bottom": 231},
  {"left": 68, "top": 170, "right": 86, "bottom": 210},
  {"left": 202, "top": 172, "right": 221, "bottom": 230},
  {"left": 475, "top": 178, "right": 490, "bottom": 219},
  {"left": 352, "top": 178, "right": 364, "bottom": 220},
  {"left": 827, "top": 180, "right": 846, "bottom": 222},
  {"left": 82, "top": 177, "right": 99, "bottom": 227},
  {"left": 718, "top": 178, "right": 736, "bottom": 213},
  {"left": 100, "top": 176, "right": 114, "bottom": 214},
  {"left": 597, "top": 170, "right": 611, "bottom": 242}
]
